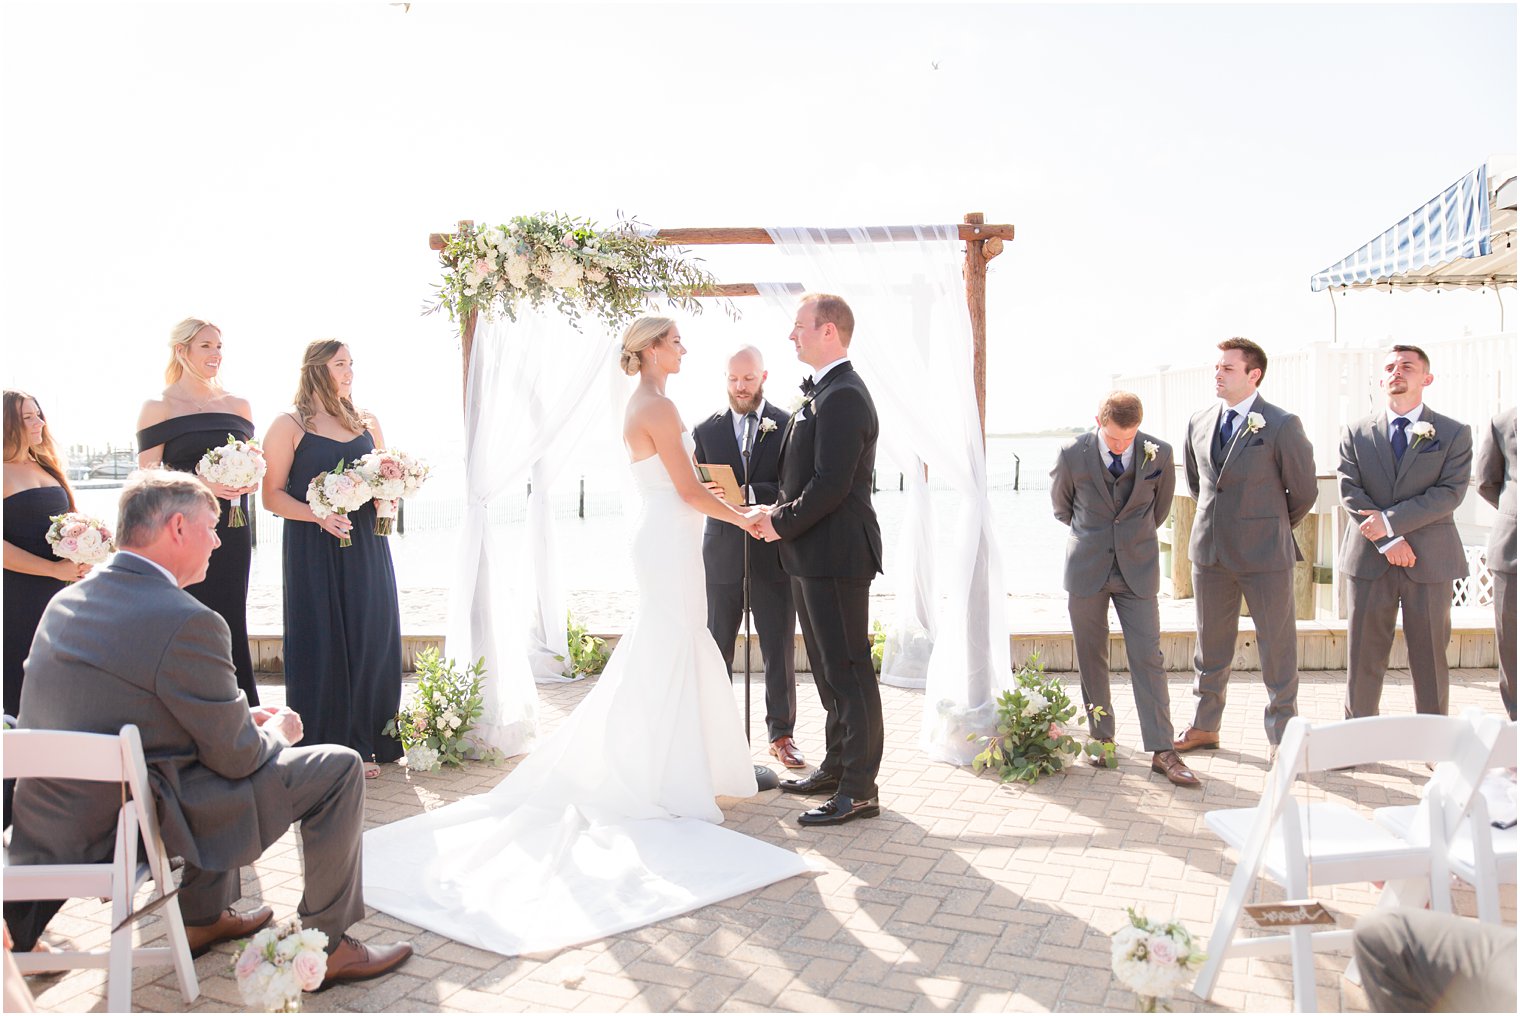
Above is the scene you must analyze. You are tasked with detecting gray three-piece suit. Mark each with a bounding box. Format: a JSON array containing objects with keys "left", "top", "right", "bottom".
[
  {"left": 1477, "top": 406, "right": 1517, "bottom": 720},
  {"left": 1051, "top": 430, "right": 1177, "bottom": 751},
  {"left": 1184, "top": 396, "right": 1317, "bottom": 744},
  {"left": 3, "top": 553, "right": 366, "bottom": 951}
]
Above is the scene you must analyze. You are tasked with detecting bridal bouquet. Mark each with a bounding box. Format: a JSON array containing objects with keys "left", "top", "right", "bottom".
[
  {"left": 45, "top": 512, "right": 115, "bottom": 566},
  {"left": 231, "top": 918, "right": 328, "bottom": 1012},
  {"left": 353, "top": 449, "right": 430, "bottom": 535},
  {"left": 384, "top": 649, "right": 499, "bottom": 771},
  {"left": 969, "top": 654, "right": 1111, "bottom": 783},
  {"left": 1110, "top": 908, "right": 1206, "bottom": 1012},
  {"left": 196, "top": 434, "right": 266, "bottom": 527},
  {"left": 304, "top": 460, "right": 373, "bottom": 548}
]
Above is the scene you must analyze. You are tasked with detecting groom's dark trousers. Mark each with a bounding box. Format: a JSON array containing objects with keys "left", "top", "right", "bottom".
[{"left": 772, "top": 362, "right": 884, "bottom": 800}]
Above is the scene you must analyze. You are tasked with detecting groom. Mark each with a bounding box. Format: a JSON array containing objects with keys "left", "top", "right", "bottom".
[{"left": 754, "top": 293, "right": 884, "bottom": 827}]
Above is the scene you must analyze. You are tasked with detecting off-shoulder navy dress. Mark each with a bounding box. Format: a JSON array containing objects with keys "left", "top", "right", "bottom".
[
  {"left": 136, "top": 412, "right": 260, "bottom": 705},
  {"left": 3, "top": 485, "right": 70, "bottom": 719},
  {"left": 282, "top": 427, "right": 403, "bottom": 764}
]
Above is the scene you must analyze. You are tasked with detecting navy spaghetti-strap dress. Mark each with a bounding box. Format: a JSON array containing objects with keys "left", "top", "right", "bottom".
[{"left": 281, "top": 428, "right": 403, "bottom": 764}]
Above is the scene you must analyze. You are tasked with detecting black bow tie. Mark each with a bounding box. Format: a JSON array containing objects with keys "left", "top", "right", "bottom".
[{"left": 800, "top": 377, "right": 815, "bottom": 395}]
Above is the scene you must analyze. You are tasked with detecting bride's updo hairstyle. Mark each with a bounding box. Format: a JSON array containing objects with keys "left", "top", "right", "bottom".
[{"left": 619, "top": 316, "right": 675, "bottom": 376}]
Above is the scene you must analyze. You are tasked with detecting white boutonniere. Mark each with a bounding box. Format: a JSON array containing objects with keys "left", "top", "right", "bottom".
[
  {"left": 1409, "top": 420, "right": 1436, "bottom": 447},
  {"left": 783, "top": 392, "right": 806, "bottom": 415},
  {"left": 1245, "top": 412, "right": 1266, "bottom": 434},
  {"left": 1141, "top": 440, "right": 1159, "bottom": 467},
  {"left": 756, "top": 416, "right": 778, "bottom": 443}
]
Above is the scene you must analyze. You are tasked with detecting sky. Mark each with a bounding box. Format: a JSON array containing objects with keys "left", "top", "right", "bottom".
[{"left": 1, "top": 1, "right": 1514, "bottom": 458}]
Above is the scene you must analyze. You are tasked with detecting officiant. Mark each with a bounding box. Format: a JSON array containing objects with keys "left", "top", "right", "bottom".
[{"left": 692, "top": 346, "right": 804, "bottom": 769}]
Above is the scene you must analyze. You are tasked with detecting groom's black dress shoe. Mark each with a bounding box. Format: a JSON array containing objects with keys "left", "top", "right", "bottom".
[
  {"left": 798, "top": 794, "right": 879, "bottom": 827},
  {"left": 778, "top": 770, "right": 840, "bottom": 796}
]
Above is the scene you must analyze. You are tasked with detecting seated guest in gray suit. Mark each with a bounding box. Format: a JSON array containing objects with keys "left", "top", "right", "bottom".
[
  {"left": 692, "top": 346, "right": 803, "bottom": 768},
  {"left": 1051, "top": 392, "right": 1198, "bottom": 787},
  {"left": 3, "top": 469, "right": 411, "bottom": 989},
  {"left": 1339, "top": 345, "right": 1473, "bottom": 718},
  {"left": 1353, "top": 908, "right": 1516, "bottom": 1012},
  {"left": 1175, "top": 338, "right": 1317, "bottom": 765},
  {"left": 1477, "top": 405, "right": 1517, "bottom": 720}
]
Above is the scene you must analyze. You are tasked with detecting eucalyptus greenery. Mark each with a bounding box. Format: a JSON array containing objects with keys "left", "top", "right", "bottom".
[
  {"left": 971, "top": 654, "right": 1111, "bottom": 783},
  {"left": 869, "top": 619, "right": 887, "bottom": 674},
  {"left": 428, "top": 212, "right": 736, "bottom": 333},
  {"left": 557, "top": 613, "right": 611, "bottom": 679},
  {"left": 383, "top": 649, "right": 501, "bottom": 769}
]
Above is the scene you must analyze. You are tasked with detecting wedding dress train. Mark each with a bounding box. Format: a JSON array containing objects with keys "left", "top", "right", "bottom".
[{"left": 361, "top": 435, "right": 817, "bottom": 956}]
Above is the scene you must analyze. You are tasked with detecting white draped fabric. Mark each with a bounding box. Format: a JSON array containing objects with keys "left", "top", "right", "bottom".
[
  {"left": 759, "top": 227, "right": 1012, "bottom": 763},
  {"left": 449, "top": 309, "right": 621, "bottom": 757}
]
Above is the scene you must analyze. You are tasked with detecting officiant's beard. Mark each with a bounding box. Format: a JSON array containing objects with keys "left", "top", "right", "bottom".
[{"left": 728, "top": 384, "right": 764, "bottom": 415}]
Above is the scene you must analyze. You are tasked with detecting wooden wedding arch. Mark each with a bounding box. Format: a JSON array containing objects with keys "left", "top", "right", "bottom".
[{"left": 428, "top": 213, "right": 1014, "bottom": 436}]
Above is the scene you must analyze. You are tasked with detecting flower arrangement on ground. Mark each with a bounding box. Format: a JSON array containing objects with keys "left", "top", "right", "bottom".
[
  {"left": 557, "top": 612, "right": 610, "bottom": 678},
  {"left": 45, "top": 512, "right": 115, "bottom": 566},
  {"left": 231, "top": 918, "right": 328, "bottom": 1012},
  {"left": 1110, "top": 907, "right": 1206, "bottom": 1012},
  {"left": 195, "top": 434, "right": 266, "bottom": 527},
  {"left": 384, "top": 649, "right": 499, "bottom": 771},
  {"left": 970, "top": 654, "right": 1111, "bottom": 783},
  {"left": 353, "top": 449, "right": 428, "bottom": 535},
  {"left": 428, "top": 213, "right": 735, "bottom": 332},
  {"left": 304, "top": 459, "right": 372, "bottom": 548}
]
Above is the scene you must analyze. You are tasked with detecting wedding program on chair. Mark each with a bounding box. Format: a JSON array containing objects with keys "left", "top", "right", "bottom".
[
  {"left": 3, "top": 724, "right": 200, "bottom": 1013},
  {"left": 1191, "top": 713, "right": 1501, "bottom": 1013}
]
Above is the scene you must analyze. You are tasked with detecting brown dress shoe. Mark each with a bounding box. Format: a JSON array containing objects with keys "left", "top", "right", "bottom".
[
  {"left": 185, "top": 905, "right": 275, "bottom": 958},
  {"left": 316, "top": 935, "right": 413, "bottom": 991},
  {"left": 1151, "top": 750, "right": 1201, "bottom": 787},
  {"left": 1172, "top": 726, "right": 1221, "bottom": 753},
  {"left": 769, "top": 736, "right": 806, "bottom": 769}
]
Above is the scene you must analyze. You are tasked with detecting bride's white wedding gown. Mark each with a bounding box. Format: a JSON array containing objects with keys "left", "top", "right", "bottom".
[{"left": 361, "top": 435, "right": 818, "bottom": 956}]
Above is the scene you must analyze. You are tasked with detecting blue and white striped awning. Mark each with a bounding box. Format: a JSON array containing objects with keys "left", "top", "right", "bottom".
[{"left": 1311, "top": 161, "right": 1517, "bottom": 292}]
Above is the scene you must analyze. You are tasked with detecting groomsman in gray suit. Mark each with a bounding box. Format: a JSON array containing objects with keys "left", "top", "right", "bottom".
[
  {"left": 3, "top": 470, "right": 411, "bottom": 987},
  {"left": 1051, "top": 392, "right": 1198, "bottom": 786},
  {"left": 1338, "top": 346, "right": 1473, "bottom": 717},
  {"left": 1477, "top": 406, "right": 1516, "bottom": 720},
  {"left": 1174, "top": 337, "right": 1317, "bottom": 762}
]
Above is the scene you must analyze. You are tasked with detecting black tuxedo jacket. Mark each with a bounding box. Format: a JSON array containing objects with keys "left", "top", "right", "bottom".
[
  {"left": 772, "top": 364, "right": 883, "bottom": 578},
  {"left": 692, "top": 402, "right": 792, "bottom": 583}
]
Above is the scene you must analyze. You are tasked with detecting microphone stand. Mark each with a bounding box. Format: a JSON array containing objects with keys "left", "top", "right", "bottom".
[{"left": 743, "top": 464, "right": 780, "bottom": 791}]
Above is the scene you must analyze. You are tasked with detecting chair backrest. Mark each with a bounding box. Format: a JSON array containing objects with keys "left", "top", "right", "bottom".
[
  {"left": 1298, "top": 714, "right": 1478, "bottom": 774},
  {"left": 3, "top": 728, "right": 129, "bottom": 782}
]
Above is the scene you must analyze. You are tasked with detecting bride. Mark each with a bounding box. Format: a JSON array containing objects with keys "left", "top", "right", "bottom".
[{"left": 361, "top": 317, "right": 817, "bottom": 956}]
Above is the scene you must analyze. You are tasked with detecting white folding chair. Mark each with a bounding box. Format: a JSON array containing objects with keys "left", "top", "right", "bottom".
[
  {"left": 1375, "top": 716, "right": 1518, "bottom": 923},
  {"left": 1192, "top": 713, "right": 1498, "bottom": 1012},
  {"left": 3, "top": 724, "right": 199, "bottom": 1012}
]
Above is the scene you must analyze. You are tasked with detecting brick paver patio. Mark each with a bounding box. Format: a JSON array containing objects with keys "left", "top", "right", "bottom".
[{"left": 20, "top": 667, "right": 1515, "bottom": 1013}]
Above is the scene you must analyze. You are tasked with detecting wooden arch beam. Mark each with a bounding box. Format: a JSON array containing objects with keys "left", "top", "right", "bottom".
[{"left": 434, "top": 214, "right": 1012, "bottom": 435}]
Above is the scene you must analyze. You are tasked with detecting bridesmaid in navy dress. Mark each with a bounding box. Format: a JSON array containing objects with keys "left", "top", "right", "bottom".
[
  {"left": 4, "top": 390, "right": 86, "bottom": 822},
  {"left": 135, "top": 318, "right": 261, "bottom": 705},
  {"left": 262, "top": 340, "right": 402, "bottom": 778}
]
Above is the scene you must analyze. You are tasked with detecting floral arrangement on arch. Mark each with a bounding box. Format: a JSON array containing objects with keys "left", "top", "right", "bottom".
[
  {"left": 428, "top": 212, "right": 736, "bottom": 332},
  {"left": 969, "top": 654, "right": 1111, "bottom": 783}
]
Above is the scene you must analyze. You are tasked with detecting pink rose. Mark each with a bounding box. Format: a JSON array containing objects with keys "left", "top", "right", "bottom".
[
  {"left": 57, "top": 536, "right": 79, "bottom": 556},
  {"left": 291, "top": 949, "right": 327, "bottom": 991},
  {"left": 1047, "top": 722, "right": 1064, "bottom": 740},
  {"left": 1147, "top": 934, "right": 1178, "bottom": 965},
  {"left": 61, "top": 521, "right": 87, "bottom": 538},
  {"left": 380, "top": 460, "right": 402, "bottom": 479},
  {"left": 235, "top": 943, "right": 265, "bottom": 980},
  {"left": 561, "top": 234, "right": 578, "bottom": 248}
]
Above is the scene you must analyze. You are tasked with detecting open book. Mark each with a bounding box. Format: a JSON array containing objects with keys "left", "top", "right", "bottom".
[{"left": 696, "top": 463, "right": 743, "bottom": 505}]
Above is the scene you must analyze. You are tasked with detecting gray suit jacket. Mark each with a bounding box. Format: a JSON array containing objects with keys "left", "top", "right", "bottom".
[
  {"left": 1337, "top": 406, "right": 1473, "bottom": 584},
  {"left": 10, "top": 554, "right": 286, "bottom": 873},
  {"left": 1050, "top": 430, "right": 1176, "bottom": 597},
  {"left": 1477, "top": 406, "right": 1517, "bottom": 576},
  {"left": 1184, "top": 395, "right": 1317, "bottom": 572}
]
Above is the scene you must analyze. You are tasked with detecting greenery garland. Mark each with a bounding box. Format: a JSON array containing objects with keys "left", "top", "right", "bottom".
[{"left": 427, "top": 212, "right": 735, "bottom": 333}]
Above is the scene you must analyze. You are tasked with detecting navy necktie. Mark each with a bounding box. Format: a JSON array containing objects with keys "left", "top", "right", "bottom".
[
  {"left": 1391, "top": 416, "right": 1410, "bottom": 462},
  {"left": 1108, "top": 452, "right": 1124, "bottom": 478},
  {"left": 1220, "top": 408, "right": 1239, "bottom": 445},
  {"left": 741, "top": 412, "right": 757, "bottom": 484}
]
